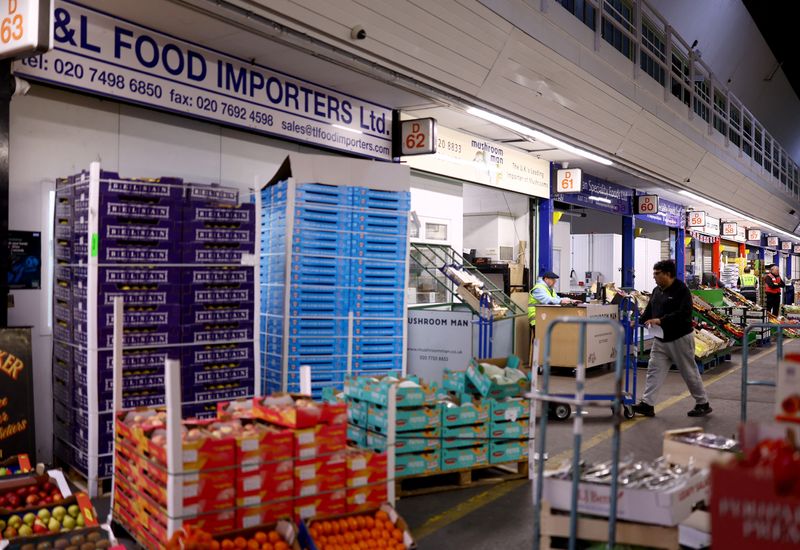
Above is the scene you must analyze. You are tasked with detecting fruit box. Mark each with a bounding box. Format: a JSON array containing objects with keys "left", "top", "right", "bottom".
[
  {"left": 710, "top": 462, "right": 800, "bottom": 550},
  {"left": 347, "top": 424, "right": 367, "bottom": 448},
  {"left": 299, "top": 503, "right": 417, "bottom": 550},
  {"left": 490, "top": 397, "right": 531, "bottom": 422},
  {"left": 346, "top": 376, "right": 436, "bottom": 408},
  {"left": 466, "top": 356, "right": 528, "bottom": 399},
  {"left": 489, "top": 419, "right": 530, "bottom": 440},
  {"left": 441, "top": 399, "right": 489, "bottom": 427},
  {"left": 234, "top": 502, "right": 294, "bottom": 531},
  {"left": 442, "top": 424, "right": 488, "bottom": 449},
  {"left": 0, "top": 471, "right": 71, "bottom": 514},
  {"left": 537, "top": 467, "right": 709, "bottom": 526},
  {"left": 233, "top": 422, "right": 294, "bottom": 475},
  {"left": 346, "top": 484, "right": 388, "bottom": 514},
  {"left": 0, "top": 493, "right": 98, "bottom": 541},
  {"left": 293, "top": 454, "right": 346, "bottom": 498},
  {"left": 293, "top": 491, "right": 346, "bottom": 521},
  {"left": 367, "top": 426, "right": 440, "bottom": 454},
  {"left": 253, "top": 394, "right": 347, "bottom": 428},
  {"left": 367, "top": 403, "right": 441, "bottom": 433},
  {"left": 776, "top": 353, "right": 800, "bottom": 423},
  {"left": 488, "top": 439, "right": 529, "bottom": 464},
  {"left": 0, "top": 526, "right": 115, "bottom": 550},
  {"left": 440, "top": 444, "right": 488, "bottom": 471},
  {"left": 346, "top": 449, "right": 388, "bottom": 488},
  {"left": 347, "top": 398, "right": 368, "bottom": 427},
  {"left": 662, "top": 427, "right": 736, "bottom": 469},
  {"left": 294, "top": 423, "right": 347, "bottom": 460},
  {"left": 0, "top": 456, "right": 34, "bottom": 480},
  {"left": 395, "top": 450, "right": 440, "bottom": 478},
  {"left": 214, "top": 519, "right": 301, "bottom": 549}
]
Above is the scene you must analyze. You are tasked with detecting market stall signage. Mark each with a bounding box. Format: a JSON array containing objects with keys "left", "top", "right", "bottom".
[
  {"left": 721, "top": 222, "right": 737, "bottom": 237},
  {"left": 782, "top": 241, "right": 793, "bottom": 251},
  {"left": 552, "top": 173, "right": 632, "bottom": 215},
  {"left": 686, "top": 211, "right": 706, "bottom": 228},
  {"left": 556, "top": 168, "right": 582, "bottom": 193},
  {"left": 403, "top": 123, "right": 550, "bottom": 198},
  {"left": 634, "top": 194, "right": 658, "bottom": 214},
  {"left": 7, "top": 230, "right": 41, "bottom": 289},
  {"left": 794, "top": 245, "right": 800, "bottom": 254},
  {"left": 0, "top": 327, "right": 35, "bottom": 460},
  {"left": 768, "top": 236, "right": 780, "bottom": 248},
  {"left": 0, "top": 0, "right": 52, "bottom": 60},
  {"left": 637, "top": 197, "right": 684, "bottom": 228},
  {"left": 12, "top": 1, "right": 393, "bottom": 160},
  {"left": 407, "top": 309, "right": 472, "bottom": 381},
  {"left": 747, "top": 229, "right": 761, "bottom": 241},
  {"left": 399, "top": 118, "right": 436, "bottom": 156}
]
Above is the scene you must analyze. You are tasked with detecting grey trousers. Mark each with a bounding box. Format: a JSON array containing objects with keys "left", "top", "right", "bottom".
[{"left": 641, "top": 333, "right": 708, "bottom": 406}]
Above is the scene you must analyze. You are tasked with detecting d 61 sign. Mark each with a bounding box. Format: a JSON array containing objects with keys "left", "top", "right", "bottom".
[
  {"left": 0, "top": 0, "right": 52, "bottom": 60},
  {"left": 556, "top": 168, "right": 581, "bottom": 193}
]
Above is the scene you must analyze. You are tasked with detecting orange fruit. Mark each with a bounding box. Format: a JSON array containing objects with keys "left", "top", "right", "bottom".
[
  {"left": 321, "top": 521, "right": 332, "bottom": 535},
  {"left": 268, "top": 532, "right": 281, "bottom": 543},
  {"left": 221, "top": 540, "right": 235, "bottom": 550},
  {"left": 211, "top": 542, "right": 221, "bottom": 550},
  {"left": 365, "top": 517, "right": 375, "bottom": 529},
  {"left": 376, "top": 510, "right": 389, "bottom": 522},
  {"left": 392, "top": 529, "right": 403, "bottom": 541},
  {"left": 331, "top": 521, "right": 340, "bottom": 535},
  {"left": 261, "top": 544, "right": 274, "bottom": 550},
  {"left": 247, "top": 540, "right": 260, "bottom": 549},
  {"left": 234, "top": 537, "right": 248, "bottom": 549},
  {"left": 396, "top": 544, "right": 406, "bottom": 550},
  {"left": 274, "top": 542, "right": 289, "bottom": 550},
  {"left": 356, "top": 516, "right": 366, "bottom": 529}
]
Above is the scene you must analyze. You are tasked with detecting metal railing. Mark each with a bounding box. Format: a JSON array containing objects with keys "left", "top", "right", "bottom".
[{"left": 548, "top": 0, "right": 800, "bottom": 202}]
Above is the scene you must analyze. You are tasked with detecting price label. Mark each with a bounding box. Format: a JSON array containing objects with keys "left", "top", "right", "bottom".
[
  {"left": 686, "top": 211, "right": 706, "bottom": 227},
  {"left": 400, "top": 118, "right": 437, "bottom": 156},
  {"left": 636, "top": 194, "right": 659, "bottom": 214},
  {"left": 722, "top": 222, "right": 737, "bottom": 236},
  {"left": 0, "top": 0, "right": 51, "bottom": 61},
  {"left": 557, "top": 168, "right": 582, "bottom": 193}
]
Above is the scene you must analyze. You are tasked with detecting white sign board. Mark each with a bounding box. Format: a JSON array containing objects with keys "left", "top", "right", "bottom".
[
  {"left": 13, "top": 1, "right": 392, "bottom": 159},
  {"left": 635, "top": 194, "right": 659, "bottom": 215},
  {"left": 782, "top": 241, "right": 793, "bottom": 251},
  {"left": 794, "top": 245, "right": 800, "bottom": 254},
  {"left": 400, "top": 118, "right": 436, "bottom": 156},
  {"left": 702, "top": 215, "right": 720, "bottom": 237},
  {"left": 721, "top": 222, "right": 737, "bottom": 237},
  {"left": 747, "top": 229, "right": 761, "bottom": 241},
  {"left": 407, "top": 309, "right": 472, "bottom": 381},
  {"left": 768, "top": 236, "right": 780, "bottom": 248},
  {"left": 556, "top": 168, "right": 582, "bottom": 194},
  {"left": 686, "top": 211, "right": 706, "bottom": 228},
  {"left": 404, "top": 124, "right": 550, "bottom": 198},
  {"left": 0, "top": 0, "right": 51, "bottom": 60}
]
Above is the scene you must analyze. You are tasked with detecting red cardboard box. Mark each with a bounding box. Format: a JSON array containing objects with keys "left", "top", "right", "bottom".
[
  {"left": 254, "top": 394, "right": 347, "bottom": 428},
  {"left": 295, "top": 423, "right": 347, "bottom": 460},
  {"left": 294, "top": 490, "right": 346, "bottom": 521},
  {"left": 346, "top": 448, "right": 388, "bottom": 489},
  {"left": 235, "top": 501, "right": 294, "bottom": 530},
  {"left": 294, "top": 454, "right": 346, "bottom": 498},
  {"left": 346, "top": 484, "right": 388, "bottom": 514}
]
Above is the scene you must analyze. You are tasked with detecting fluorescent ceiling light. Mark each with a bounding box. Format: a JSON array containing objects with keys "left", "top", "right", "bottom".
[
  {"left": 588, "top": 195, "right": 612, "bottom": 204},
  {"left": 679, "top": 190, "right": 797, "bottom": 241},
  {"left": 332, "top": 124, "right": 363, "bottom": 134},
  {"left": 466, "top": 107, "right": 614, "bottom": 166}
]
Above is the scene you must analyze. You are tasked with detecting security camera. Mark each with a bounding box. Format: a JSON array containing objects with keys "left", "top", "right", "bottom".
[
  {"left": 350, "top": 25, "right": 367, "bottom": 40},
  {"left": 790, "top": 209, "right": 796, "bottom": 216},
  {"left": 561, "top": 161, "right": 569, "bottom": 169}
]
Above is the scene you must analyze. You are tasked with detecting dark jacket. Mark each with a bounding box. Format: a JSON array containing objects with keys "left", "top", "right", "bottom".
[{"left": 640, "top": 279, "right": 694, "bottom": 342}]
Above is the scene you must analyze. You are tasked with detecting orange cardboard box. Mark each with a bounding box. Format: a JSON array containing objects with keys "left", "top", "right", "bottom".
[
  {"left": 346, "top": 448, "right": 388, "bottom": 489},
  {"left": 236, "top": 473, "right": 293, "bottom": 507},
  {"left": 294, "top": 490, "right": 346, "bottom": 521},
  {"left": 295, "top": 423, "right": 347, "bottom": 460},
  {"left": 235, "top": 501, "right": 294, "bottom": 530},
  {"left": 147, "top": 424, "right": 236, "bottom": 471},
  {"left": 254, "top": 394, "right": 347, "bottom": 428},
  {"left": 294, "top": 454, "right": 346, "bottom": 498},
  {"left": 346, "top": 484, "right": 388, "bottom": 514}
]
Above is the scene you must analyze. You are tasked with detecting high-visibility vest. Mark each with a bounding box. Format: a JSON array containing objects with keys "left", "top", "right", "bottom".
[
  {"left": 740, "top": 273, "right": 757, "bottom": 288},
  {"left": 528, "top": 282, "right": 557, "bottom": 325},
  {"left": 765, "top": 274, "right": 783, "bottom": 294}
]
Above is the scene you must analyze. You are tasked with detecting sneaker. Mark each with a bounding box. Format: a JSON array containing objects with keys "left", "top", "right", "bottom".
[
  {"left": 687, "top": 403, "right": 712, "bottom": 417},
  {"left": 632, "top": 402, "right": 655, "bottom": 417}
]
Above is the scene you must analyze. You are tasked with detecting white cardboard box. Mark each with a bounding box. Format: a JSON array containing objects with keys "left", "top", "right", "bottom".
[
  {"left": 662, "top": 428, "right": 736, "bottom": 469},
  {"left": 536, "top": 468, "right": 710, "bottom": 527}
]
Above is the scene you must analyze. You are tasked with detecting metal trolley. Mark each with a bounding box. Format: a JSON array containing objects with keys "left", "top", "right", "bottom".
[
  {"left": 547, "top": 296, "right": 640, "bottom": 420},
  {"left": 740, "top": 322, "right": 797, "bottom": 422},
  {"left": 532, "top": 317, "right": 627, "bottom": 550}
]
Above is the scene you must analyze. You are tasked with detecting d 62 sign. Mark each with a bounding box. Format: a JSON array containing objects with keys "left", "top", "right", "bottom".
[
  {"left": 686, "top": 211, "right": 706, "bottom": 228},
  {"left": 635, "top": 194, "right": 659, "bottom": 214},
  {"left": 556, "top": 168, "right": 582, "bottom": 193},
  {"left": 0, "top": 0, "right": 52, "bottom": 60},
  {"left": 400, "top": 118, "right": 437, "bottom": 156}
]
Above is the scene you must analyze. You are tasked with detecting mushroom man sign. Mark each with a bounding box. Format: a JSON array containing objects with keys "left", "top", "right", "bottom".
[{"left": 0, "top": 327, "right": 35, "bottom": 460}]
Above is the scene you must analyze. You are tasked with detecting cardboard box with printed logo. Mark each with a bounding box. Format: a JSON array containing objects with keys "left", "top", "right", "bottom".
[{"left": 368, "top": 402, "right": 440, "bottom": 432}]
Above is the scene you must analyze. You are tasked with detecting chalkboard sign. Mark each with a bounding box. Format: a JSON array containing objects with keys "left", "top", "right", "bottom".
[{"left": 0, "top": 327, "right": 35, "bottom": 461}]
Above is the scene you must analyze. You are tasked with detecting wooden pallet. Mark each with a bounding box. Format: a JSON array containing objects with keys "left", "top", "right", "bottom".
[
  {"left": 396, "top": 459, "right": 528, "bottom": 497},
  {"left": 538, "top": 501, "right": 679, "bottom": 550},
  {"left": 59, "top": 462, "right": 113, "bottom": 497}
]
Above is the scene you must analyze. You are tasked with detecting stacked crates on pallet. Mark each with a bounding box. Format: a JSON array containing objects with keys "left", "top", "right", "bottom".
[
  {"left": 51, "top": 166, "right": 256, "bottom": 489},
  {"left": 260, "top": 180, "right": 409, "bottom": 398}
]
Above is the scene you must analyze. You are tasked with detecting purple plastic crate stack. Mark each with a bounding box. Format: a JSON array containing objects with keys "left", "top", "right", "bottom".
[{"left": 51, "top": 171, "right": 257, "bottom": 481}]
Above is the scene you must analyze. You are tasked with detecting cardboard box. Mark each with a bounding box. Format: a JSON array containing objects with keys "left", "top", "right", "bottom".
[
  {"left": 295, "top": 422, "right": 347, "bottom": 460},
  {"left": 440, "top": 444, "right": 488, "bottom": 471},
  {"left": 347, "top": 398, "right": 368, "bottom": 427},
  {"left": 441, "top": 399, "right": 489, "bottom": 427},
  {"left": 294, "top": 490, "right": 346, "bottom": 521},
  {"left": 490, "top": 397, "right": 531, "bottom": 422},
  {"left": 222, "top": 519, "right": 301, "bottom": 549},
  {"left": 535, "top": 304, "right": 620, "bottom": 368},
  {"left": 488, "top": 439, "right": 528, "bottom": 464},
  {"left": 346, "top": 484, "right": 388, "bottom": 514},
  {"left": 294, "top": 454, "right": 346, "bottom": 498},
  {"left": 488, "top": 419, "right": 530, "bottom": 440},
  {"left": 300, "top": 503, "right": 415, "bottom": 550},
  {"left": 442, "top": 424, "right": 488, "bottom": 449},
  {"left": 466, "top": 356, "right": 528, "bottom": 399},
  {"left": 254, "top": 394, "right": 347, "bottom": 428},
  {"left": 442, "top": 369, "right": 479, "bottom": 395},
  {"left": 776, "top": 353, "right": 800, "bottom": 422},
  {"left": 367, "top": 426, "right": 440, "bottom": 454},
  {"left": 368, "top": 403, "right": 440, "bottom": 432},
  {"left": 346, "top": 449, "right": 388, "bottom": 489},
  {"left": 395, "top": 450, "right": 440, "bottom": 478},
  {"left": 537, "top": 468, "right": 709, "bottom": 526},
  {"left": 346, "top": 375, "right": 436, "bottom": 408},
  {"left": 347, "top": 424, "right": 367, "bottom": 447},
  {"left": 662, "top": 427, "right": 736, "bottom": 469}
]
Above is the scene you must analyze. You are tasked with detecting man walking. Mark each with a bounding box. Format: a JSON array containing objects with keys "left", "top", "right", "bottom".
[
  {"left": 633, "top": 259, "right": 712, "bottom": 417},
  {"left": 764, "top": 264, "right": 786, "bottom": 317}
]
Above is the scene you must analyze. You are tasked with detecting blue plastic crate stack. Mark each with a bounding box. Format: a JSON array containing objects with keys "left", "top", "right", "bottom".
[
  {"left": 260, "top": 180, "right": 410, "bottom": 398},
  {"left": 52, "top": 169, "right": 256, "bottom": 483}
]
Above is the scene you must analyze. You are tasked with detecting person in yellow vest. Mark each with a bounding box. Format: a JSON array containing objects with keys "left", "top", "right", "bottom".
[
  {"left": 737, "top": 266, "right": 758, "bottom": 303},
  {"left": 528, "top": 271, "right": 576, "bottom": 328}
]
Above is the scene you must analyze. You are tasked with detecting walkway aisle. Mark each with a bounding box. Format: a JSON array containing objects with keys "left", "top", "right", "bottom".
[{"left": 398, "top": 339, "right": 791, "bottom": 550}]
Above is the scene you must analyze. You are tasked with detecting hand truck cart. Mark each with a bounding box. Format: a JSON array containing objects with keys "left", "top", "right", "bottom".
[
  {"left": 740, "top": 322, "right": 796, "bottom": 423},
  {"left": 532, "top": 317, "right": 627, "bottom": 550},
  {"left": 547, "top": 296, "right": 639, "bottom": 420}
]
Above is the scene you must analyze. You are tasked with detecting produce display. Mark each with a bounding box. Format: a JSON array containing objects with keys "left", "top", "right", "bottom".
[
  {"left": 691, "top": 294, "right": 744, "bottom": 339},
  {"left": 692, "top": 320, "right": 732, "bottom": 358},
  {"left": 166, "top": 523, "right": 296, "bottom": 550},
  {"left": 305, "top": 508, "right": 412, "bottom": 550},
  {"left": 0, "top": 492, "right": 98, "bottom": 544},
  {"left": 3, "top": 528, "right": 112, "bottom": 550},
  {"left": 0, "top": 477, "right": 65, "bottom": 512}
]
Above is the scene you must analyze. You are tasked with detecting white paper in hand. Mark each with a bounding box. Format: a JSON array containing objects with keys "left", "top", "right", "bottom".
[{"left": 647, "top": 324, "right": 664, "bottom": 339}]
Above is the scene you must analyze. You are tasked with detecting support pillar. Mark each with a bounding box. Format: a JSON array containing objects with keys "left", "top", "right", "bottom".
[
  {"left": 676, "top": 228, "right": 686, "bottom": 281},
  {"left": 787, "top": 254, "right": 793, "bottom": 279},
  {"left": 739, "top": 243, "right": 746, "bottom": 258},
  {"left": 1, "top": 60, "right": 11, "bottom": 327},
  {"left": 537, "top": 198, "right": 554, "bottom": 277},
  {"left": 622, "top": 216, "right": 635, "bottom": 288},
  {"left": 712, "top": 238, "right": 721, "bottom": 279}
]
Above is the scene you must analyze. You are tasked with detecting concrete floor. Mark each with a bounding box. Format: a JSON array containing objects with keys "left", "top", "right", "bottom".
[{"left": 396, "top": 338, "right": 791, "bottom": 550}]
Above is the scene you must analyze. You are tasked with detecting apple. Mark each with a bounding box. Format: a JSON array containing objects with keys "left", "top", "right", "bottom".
[
  {"left": 61, "top": 515, "right": 75, "bottom": 530},
  {"left": 17, "top": 524, "right": 32, "bottom": 537},
  {"left": 3, "top": 525, "right": 17, "bottom": 538},
  {"left": 0, "top": 467, "right": 8, "bottom": 476},
  {"left": 51, "top": 506, "right": 66, "bottom": 521},
  {"left": 32, "top": 520, "right": 47, "bottom": 534},
  {"left": 47, "top": 517, "right": 60, "bottom": 533},
  {"left": 75, "top": 514, "right": 84, "bottom": 528},
  {"left": 22, "top": 512, "right": 36, "bottom": 526},
  {"left": 67, "top": 505, "right": 79, "bottom": 518},
  {"left": 36, "top": 508, "right": 50, "bottom": 522},
  {"left": 8, "top": 514, "right": 22, "bottom": 528},
  {"left": 25, "top": 494, "right": 38, "bottom": 506},
  {"left": 7, "top": 493, "right": 20, "bottom": 508}
]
